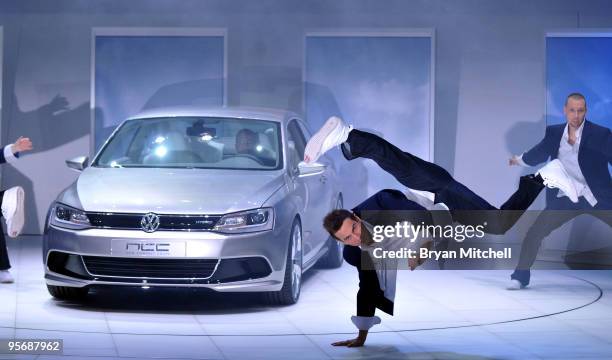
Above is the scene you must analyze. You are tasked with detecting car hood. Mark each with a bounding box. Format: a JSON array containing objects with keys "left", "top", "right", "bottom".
[{"left": 70, "top": 167, "right": 285, "bottom": 214}]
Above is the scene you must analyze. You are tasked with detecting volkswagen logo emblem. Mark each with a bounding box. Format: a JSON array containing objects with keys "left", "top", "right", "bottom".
[{"left": 140, "top": 213, "right": 160, "bottom": 233}]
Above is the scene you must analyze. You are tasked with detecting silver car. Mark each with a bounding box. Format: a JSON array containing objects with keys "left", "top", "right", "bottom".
[{"left": 43, "top": 107, "right": 343, "bottom": 305}]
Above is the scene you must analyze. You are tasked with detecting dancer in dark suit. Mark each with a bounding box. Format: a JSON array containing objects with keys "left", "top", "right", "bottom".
[
  {"left": 302, "top": 115, "right": 573, "bottom": 346},
  {"left": 508, "top": 92, "right": 611, "bottom": 289}
]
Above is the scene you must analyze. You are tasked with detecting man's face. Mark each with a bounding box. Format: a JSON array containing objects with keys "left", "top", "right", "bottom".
[
  {"left": 334, "top": 217, "right": 362, "bottom": 247},
  {"left": 564, "top": 98, "right": 586, "bottom": 130},
  {"left": 236, "top": 132, "right": 257, "bottom": 153}
]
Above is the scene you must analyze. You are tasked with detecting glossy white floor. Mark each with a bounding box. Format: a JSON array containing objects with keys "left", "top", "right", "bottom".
[{"left": 1, "top": 236, "right": 612, "bottom": 360}]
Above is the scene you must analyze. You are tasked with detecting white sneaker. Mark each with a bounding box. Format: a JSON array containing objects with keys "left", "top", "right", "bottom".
[
  {"left": 2, "top": 186, "right": 25, "bottom": 238},
  {"left": 536, "top": 160, "right": 578, "bottom": 203},
  {"left": 0, "top": 270, "right": 14, "bottom": 284},
  {"left": 304, "top": 116, "right": 352, "bottom": 163},
  {"left": 507, "top": 279, "right": 526, "bottom": 290}
]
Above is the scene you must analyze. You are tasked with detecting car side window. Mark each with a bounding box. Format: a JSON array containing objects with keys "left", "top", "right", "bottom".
[{"left": 287, "top": 120, "right": 307, "bottom": 166}]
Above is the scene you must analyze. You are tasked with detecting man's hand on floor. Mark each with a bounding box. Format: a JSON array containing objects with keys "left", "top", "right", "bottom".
[{"left": 332, "top": 330, "right": 368, "bottom": 347}]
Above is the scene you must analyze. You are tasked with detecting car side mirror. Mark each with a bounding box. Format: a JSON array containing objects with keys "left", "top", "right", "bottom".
[
  {"left": 298, "top": 161, "right": 326, "bottom": 177},
  {"left": 66, "top": 156, "right": 89, "bottom": 171}
]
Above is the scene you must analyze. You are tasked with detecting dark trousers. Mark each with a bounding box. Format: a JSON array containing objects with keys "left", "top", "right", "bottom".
[
  {"left": 516, "top": 198, "right": 612, "bottom": 270},
  {"left": 342, "top": 129, "right": 544, "bottom": 234},
  {"left": 0, "top": 190, "right": 9, "bottom": 270}
]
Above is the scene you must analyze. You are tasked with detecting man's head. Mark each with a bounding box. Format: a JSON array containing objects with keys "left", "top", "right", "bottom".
[
  {"left": 323, "top": 209, "right": 362, "bottom": 246},
  {"left": 235, "top": 129, "right": 259, "bottom": 154},
  {"left": 564, "top": 92, "right": 587, "bottom": 130}
]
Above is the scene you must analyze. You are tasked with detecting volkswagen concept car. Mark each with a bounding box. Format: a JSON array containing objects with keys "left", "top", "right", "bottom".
[{"left": 43, "top": 107, "right": 343, "bottom": 304}]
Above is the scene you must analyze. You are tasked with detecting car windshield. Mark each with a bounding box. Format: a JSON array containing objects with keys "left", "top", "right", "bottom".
[{"left": 94, "top": 116, "right": 283, "bottom": 170}]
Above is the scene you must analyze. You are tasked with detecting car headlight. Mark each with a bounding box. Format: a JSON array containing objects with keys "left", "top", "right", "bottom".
[
  {"left": 214, "top": 208, "right": 274, "bottom": 233},
  {"left": 50, "top": 203, "right": 91, "bottom": 230}
]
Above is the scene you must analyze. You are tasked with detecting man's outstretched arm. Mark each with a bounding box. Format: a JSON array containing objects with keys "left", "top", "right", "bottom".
[
  {"left": 511, "top": 126, "right": 555, "bottom": 167},
  {"left": 1, "top": 137, "right": 33, "bottom": 164}
]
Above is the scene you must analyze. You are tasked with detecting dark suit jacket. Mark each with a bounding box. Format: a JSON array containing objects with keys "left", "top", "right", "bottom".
[
  {"left": 344, "top": 189, "right": 430, "bottom": 317},
  {"left": 522, "top": 120, "right": 611, "bottom": 209}
]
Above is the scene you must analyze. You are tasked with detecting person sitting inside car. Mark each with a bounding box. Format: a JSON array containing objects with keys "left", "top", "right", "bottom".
[{"left": 235, "top": 128, "right": 277, "bottom": 167}]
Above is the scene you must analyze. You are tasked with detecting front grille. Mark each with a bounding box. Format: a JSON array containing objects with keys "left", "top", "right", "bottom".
[
  {"left": 82, "top": 256, "right": 218, "bottom": 279},
  {"left": 86, "top": 213, "right": 222, "bottom": 231}
]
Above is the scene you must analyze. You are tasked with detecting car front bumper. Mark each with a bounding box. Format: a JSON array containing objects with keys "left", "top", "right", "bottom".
[{"left": 43, "top": 224, "right": 290, "bottom": 292}]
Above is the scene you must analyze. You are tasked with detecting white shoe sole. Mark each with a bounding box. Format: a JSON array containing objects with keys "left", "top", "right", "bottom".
[
  {"left": 3, "top": 186, "right": 25, "bottom": 238},
  {"left": 506, "top": 279, "right": 526, "bottom": 290},
  {"left": 304, "top": 116, "right": 342, "bottom": 163},
  {"left": 538, "top": 160, "right": 578, "bottom": 203}
]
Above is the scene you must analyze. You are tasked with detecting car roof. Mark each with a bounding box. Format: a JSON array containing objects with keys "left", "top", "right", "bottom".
[{"left": 127, "top": 106, "right": 302, "bottom": 124}]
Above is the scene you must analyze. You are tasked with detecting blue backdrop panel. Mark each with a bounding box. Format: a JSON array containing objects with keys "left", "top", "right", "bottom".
[
  {"left": 95, "top": 35, "right": 224, "bottom": 151},
  {"left": 305, "top": 35, "right": 432, "bottom": 208},
  {"left": 546, "top": 36, "right": 612, "bottom": 130},
  {"left": 545, "top": 35, "right": 612, "bottom": 253}
]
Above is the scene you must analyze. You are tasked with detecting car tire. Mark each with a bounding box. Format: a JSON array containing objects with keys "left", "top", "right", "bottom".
[
  {"left": 317, "top": 196, "right": 344, "bottom": 269},
  {"left": 265, "top": 219, "right": 302, "bottom": 305},
  {"left": 47, "top": 285, "right": 89, "bottom": 301}
]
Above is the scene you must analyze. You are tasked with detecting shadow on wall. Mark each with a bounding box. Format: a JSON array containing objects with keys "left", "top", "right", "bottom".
[
  {"left": 2, "top": 93, "right": 91, "bottom": 234},
  {"left": 3, "top": 77, "right": 226, "bottom": 234},
  {"left": 6, "top": 92, "right": 89, "bottom": 154},
  {"left": 504, "top": 117, "right": 547, "bottom": 178}
]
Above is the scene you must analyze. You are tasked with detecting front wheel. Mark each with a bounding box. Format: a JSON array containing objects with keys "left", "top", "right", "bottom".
[{"left": 265, "top": 219, "right": 302, "bottom": 305}]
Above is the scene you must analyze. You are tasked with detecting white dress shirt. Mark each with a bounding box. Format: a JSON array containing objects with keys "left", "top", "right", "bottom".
[{"left": 3, "top": 145, "right": 18, "bottom": 163}]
